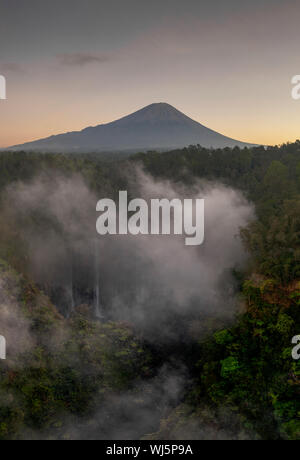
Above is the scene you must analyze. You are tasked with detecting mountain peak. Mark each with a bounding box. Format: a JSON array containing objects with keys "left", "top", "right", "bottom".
[
  {"left": 117, "top": 102, "right": 190, "bottom": 124},
  {"left": 143, "top": 102, "right": 173, "bottom": 108},
  {"left": 142, "top": 102, "right": 178, "bottom": 111}
]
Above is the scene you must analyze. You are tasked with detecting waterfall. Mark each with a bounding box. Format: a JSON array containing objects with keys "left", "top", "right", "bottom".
[
  {"left": 94, "top": 238, "right": 103, "bottom": 319},
  {"left": 70, "top": 260, "right": 75, "bottom": 311},
  {"left": 68, "top": 249, "right": 75, "bottom": 316}
]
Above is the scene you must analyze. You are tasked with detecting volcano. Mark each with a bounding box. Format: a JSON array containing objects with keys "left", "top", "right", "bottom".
[{"left": 9, "top": 103, "right": 255, "bottom": 152}]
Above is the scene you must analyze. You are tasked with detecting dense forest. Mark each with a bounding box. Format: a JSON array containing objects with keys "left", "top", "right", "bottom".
[{"left": 0, "top": 142, "right": 299, "bottom": 440}]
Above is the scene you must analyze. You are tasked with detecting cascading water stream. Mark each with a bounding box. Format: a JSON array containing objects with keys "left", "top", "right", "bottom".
[
  {"left": 94, "top": 238, "right": 103, "bottom": 319},
  {"left": 70, "top": 256, "right": 75, "bottom": 312}
]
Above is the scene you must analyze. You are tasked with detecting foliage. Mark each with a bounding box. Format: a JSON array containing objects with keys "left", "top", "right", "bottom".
[{"left": 0, "top": 141, "right": 300, "bottom": 439}]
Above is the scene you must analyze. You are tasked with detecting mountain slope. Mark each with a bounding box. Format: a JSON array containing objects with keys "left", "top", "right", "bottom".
[{"left": 9, "top": 103, "right": 255, "bottom": 152}]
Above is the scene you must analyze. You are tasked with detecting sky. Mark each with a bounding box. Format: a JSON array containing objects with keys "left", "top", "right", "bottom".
[{"left": 0, "top": 0, "right": 300, "bottom": 147}]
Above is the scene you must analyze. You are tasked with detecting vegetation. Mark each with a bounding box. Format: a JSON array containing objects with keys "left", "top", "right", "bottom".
[{"left": 0, "top": 142, "right": 299, "bottom": 439}]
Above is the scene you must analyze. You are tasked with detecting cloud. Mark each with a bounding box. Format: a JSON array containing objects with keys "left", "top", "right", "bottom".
[
  {"left": 0, "top": 265, "right": 34, "bottom": 367},
  {"left": 57, "top": 52, "right": 110, "bottom": 67},
  {"left": 0, "top": 62, "right": 24, "bottom": 73},
  {"left": 0, "top": 168, "right": 256, "bottom": 439},
  {"left": 25, "top": 364, "right": 187, "bottom": 440},
  {"left": 3, "top": 167, "right": 254, "bottom": 342},
  {"left": 101, "top": 168, "right": 254, "bottom": 340}
]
